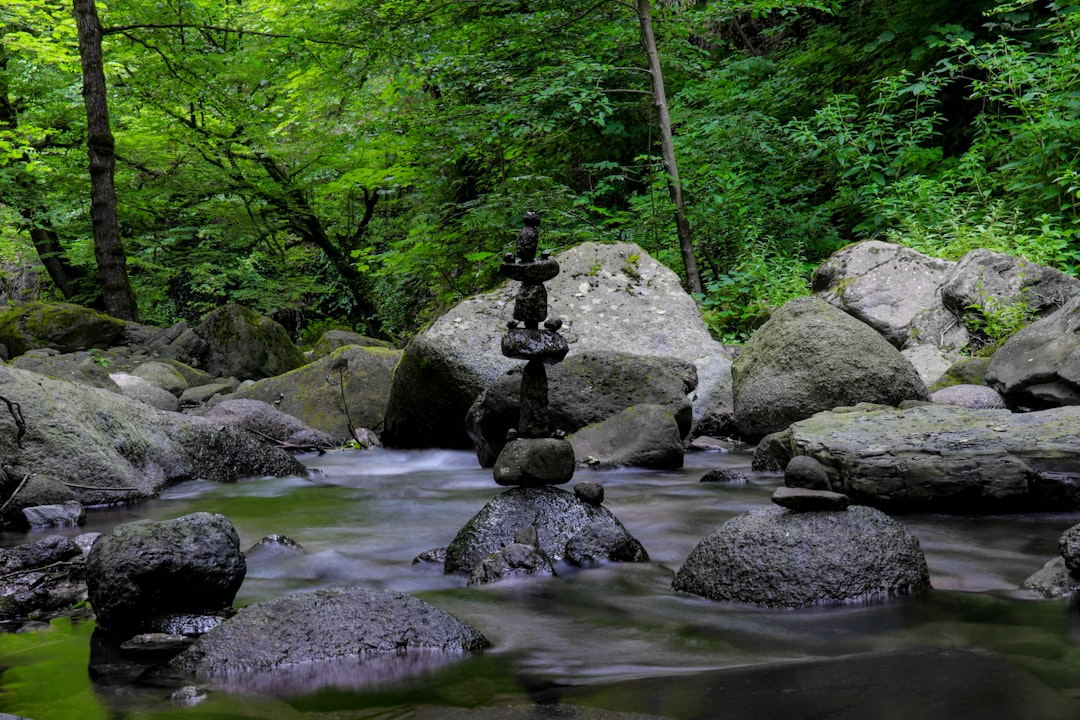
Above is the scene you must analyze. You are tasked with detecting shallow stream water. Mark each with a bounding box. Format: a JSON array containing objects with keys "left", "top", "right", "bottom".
[{"left": 4, "top": 447, "right": 1080, "bottom": 719}]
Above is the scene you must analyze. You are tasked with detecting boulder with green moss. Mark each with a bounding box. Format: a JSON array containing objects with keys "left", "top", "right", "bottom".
[
  {"left": 0, "top": 364, "right": 304, "bottom": 516},
  {"left": 0, "top": 301, "right": 126, "bottom": 357},
  {"left": 195, "top": 304, "right": 307, "bottom": 381},
  {"left": 732, "top": 296, "right": 928, "bottom": 440},
  {"left": 233, "top": 344, "right": 401, "bottom": 442}
]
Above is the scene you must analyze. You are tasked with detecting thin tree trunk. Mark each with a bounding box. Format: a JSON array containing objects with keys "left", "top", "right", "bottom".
[
  {"left": 637, "top": 0, "right": 702, "bottom": 295},
  {"left": 73, "top": 0, "right": 139, "bottom": 320}
]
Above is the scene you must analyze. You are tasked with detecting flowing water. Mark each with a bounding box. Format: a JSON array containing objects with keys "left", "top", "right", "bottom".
[{"left": 4, "top": 447, "right": 1080, "bottom": 719}]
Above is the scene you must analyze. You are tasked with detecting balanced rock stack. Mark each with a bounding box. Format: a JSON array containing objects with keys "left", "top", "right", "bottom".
[{"left": 493, "top": 212, "right": 576, "bottom": 486}]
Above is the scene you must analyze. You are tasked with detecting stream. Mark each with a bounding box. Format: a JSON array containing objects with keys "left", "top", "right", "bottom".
[{"left": 4, "top": 446, "right": 1080, "bottom": 719}]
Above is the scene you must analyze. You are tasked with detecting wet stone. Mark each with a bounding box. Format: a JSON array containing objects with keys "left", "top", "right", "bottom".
[
  {"left": 493, "top": 438, "right": 576, "bottom": 486},
  {"left": 772, "top": 486, "right": 851, "bottom": 512},
  {"left": 574, "top": 481, "right": 605, "bottom": 506}
]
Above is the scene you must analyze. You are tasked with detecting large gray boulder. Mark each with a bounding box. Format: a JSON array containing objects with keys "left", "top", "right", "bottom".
[
  {"left": 568, "top": 404, "right": 684, "bottom": 470},
  {"left": 0, "top": 301, "right": 126, "bottom": 357},
  {"left": 109, "top": 372, "right": 180, "bottom": 411},
  {"left": 672, "top": 505, "right": 930, "bottom": 607},
  {"left": 812, "top": 241, "right": 957, "bottom": 349},
  {"left": 732, "top": 296, "right": 928, "bottom": 439},
  {"left": 383, "top": 242, "right": 723, "bottom": 449},
  {"left": 169, "top": 586, "right": 488, "bottom": 678},
  {"left": 445, "top": 486, "right": 648, "bottom": 574},
  {"left": 466, "top": 350, "right": 695, "bottom": 466},
  {"left": 86, "top": 513, "right": 246, "bottom": 634},
  {"left": 10, "top": 349, "right": 120, "bottom": 390},
  {"left": 234, "top": 345, "right": 400, "bottom": 441},
  {"left": 769, "top": 403, "right": 1080, "bottom": 511},
  {"left": 195, "top": 304, "right": 307, "bottom": 381},
  {"left": 0, "top": 364, "right": 304, "bottom": 511},
  {"left": 986, "top": 295, "right": 1080, "bottom": 408}
]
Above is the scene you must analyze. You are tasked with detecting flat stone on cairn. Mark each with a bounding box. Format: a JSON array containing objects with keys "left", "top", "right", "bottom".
[{"left": 493, "top": 212, "right": 575, "bottom": 487}]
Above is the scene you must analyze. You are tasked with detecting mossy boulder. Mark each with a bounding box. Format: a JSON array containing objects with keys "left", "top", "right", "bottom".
[
  {"left": 568, "top": 404, "right": 685, "bottom": 470},
  {"left": 732, "top": 296, "right": 928, "bottom": 440},
  {"left": 0, "top": 301, "right": 126, "bottom": 357},
  {"left": 234, "top": 344, "right": 401, "bottom": 441},
  {"left": 195, "top": 304, "right": 306, "bottom": 381},
  {"left": 0, "top": 364, "right": 304, "bottom": 513},
  {"left": 308, "top": 329, "right": 394, "bottom": 360}
]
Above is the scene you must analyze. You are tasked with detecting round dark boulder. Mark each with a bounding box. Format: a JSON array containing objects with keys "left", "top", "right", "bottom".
[
  {"left": 86, "top": 513, "right": 246, "bottom": 634},
  {"left": 672, "top": 505, "right": 930, "bottom": 607},
  {"left": 784, "top": 455, "right": 831, "bottom": 490},
  {"left": 1059, "top": 523, "right": 1080, "bottom": 576},
  {"left": 169, "top": 586, "right": 488, "bottom": 677},
  {"left": 468, "top": 543, "right": 556, "bottom": 585},
  {"left": 0, "top": 301, "right": 125, "bottom": 357},
  {"left": 445, "top": 486, "right": 648, "bottom": 574},
  {"left": 564, "top": 523, "right": 649, "bottom": 567}
]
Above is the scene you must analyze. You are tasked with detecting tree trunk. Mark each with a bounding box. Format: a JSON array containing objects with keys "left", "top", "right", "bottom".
[
  {"left": 637, "top": 0, "right": 703, "bottom": 295},
  {"left": 73, "top": 0, "right": 140, "bottom": 321}
]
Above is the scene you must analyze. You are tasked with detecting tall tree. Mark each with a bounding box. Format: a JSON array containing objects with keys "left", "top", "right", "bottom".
[
  {"left": 637, "top": 0, "right": 701, "bottom": 294},
  {"left": 72, "top": 0, "right": 138, "bottom": 320}
]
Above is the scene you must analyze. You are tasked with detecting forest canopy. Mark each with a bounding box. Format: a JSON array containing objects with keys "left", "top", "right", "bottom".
[{"left": 2, "top": 0, "right": 1078, "bottom": 343}]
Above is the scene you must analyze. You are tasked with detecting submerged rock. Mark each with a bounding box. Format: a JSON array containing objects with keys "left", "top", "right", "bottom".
[
  {"left": 672, "top": 505, "right": 930, "bottom": 607},
  {"left": 169, "top": 587, "right": 488, "bottom": 679},
  {"left": 445, "top": 486, "right": 648, "bottom": 574}
]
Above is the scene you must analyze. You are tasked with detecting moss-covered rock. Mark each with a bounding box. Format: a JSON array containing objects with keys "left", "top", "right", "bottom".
[
  {"left": 0, "top": 301, "right": 126, "bottom": 357},
  {"left": 732, "top": 296, "right": 928, "bottom": 440},
  {"left": 308, "top": 329, "right": 394, "bottom": 360},
  {"left": 195, "top": 304, "right": 306, "bottom": 380},
  {"left": 234, "top": 344, "right": 400, "bottom": 441}
]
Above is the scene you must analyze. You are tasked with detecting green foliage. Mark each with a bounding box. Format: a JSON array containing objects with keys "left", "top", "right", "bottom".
[{"left": 964, "top": 282, "right": 1036, "bottom": 356}]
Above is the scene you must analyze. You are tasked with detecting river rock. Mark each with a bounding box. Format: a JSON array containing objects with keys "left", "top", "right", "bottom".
[
  {"left": 0, "top": 301, "right": 126, "bottom": 357},
  {"left": 195, "top": 304, "right": 307, "bottom": 381},
  {"left": 732, "top": 296, "right": 928, "bottom": 439},
  {"left": 769, "top": 403, "right": 1080, "bottom": 511},
  {"left": 902, "top": 344, "right": 962, "bottom": 387},
  {"left": 169, "top": 586, "right": 488, "bottom": 677},
  {"left": 466, "top": 350, "right": 696, "bottom": 466},
  {"left": 1059, "top": 523, "right": 1080, "bottom": 575},
  {"left": 10, "top": 349, "right": 120, "bottom": 390},
  {"left": 812, "top": 240, "right": 956, "bottom": 349},
  {"left": 930, "top": 357, "right": 990, "bottom": 391},
  {"left": 0, "top": 535, "right": 88, "bottom": 626},
  {"left": 784, "top": 455, "right": 831, "bottom": 490},
  {"left": 22, "top": 501, "right": 85, "bottom": 528},
  {"left": 930, "top": 384, "right": 1008, "bottom": 409},
  {"left": 0, "top": 475, "right": 77, "bottom": 527},
  {"left": 690, "top": 352, "right": 736, "bottom": 439},
  {"left": 199, "top": 399, "right": 337, "bottom": 449},
  {"left": 672, "top": 505, "right": 930, "bottom": 607},
  {"left": 0, "top": 364, "right": 304, "bottom": 512},
  {"left": 771, "top": 486, "right": 850, "bottom": 512},
  {"left": 129, "top": 361, "right": 189, "bottom": 396},
  {"left": 86, "top": 512, "right": 247, "bottom": 635},
  {"left": 568, "top": 404, "right": 684, "bottom": 470},
  {"left": 940, "top": 248, "right": 1079, "bottom": 322},
  {"left": 383, "top": 242, "right": 723, "bottom": 449},
  {"left": 234, "top": 344, "right": 401, "bottom": 442},
  {"left": 1022, "top": 557, "right": 1079, "bottom": 599},
  {"left": 109, "top": 372, "right": 181, "bottom": 411},
  {"left": 986, "top": 295, "right": 1080, "bottom": 409},
  {"left": 444, "top": 486, "right": 648, "bottom": 573},
  {"left": 309, "top": 329, "right": 395, "bottom": 360},
  {"left": 468, "top": 543, "right": 556, "bottom": 585}
]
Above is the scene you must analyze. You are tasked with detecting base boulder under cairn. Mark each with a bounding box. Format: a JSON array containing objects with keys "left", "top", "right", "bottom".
[{"left": 445, "top": 486, "right": 648, "bottom": 574}]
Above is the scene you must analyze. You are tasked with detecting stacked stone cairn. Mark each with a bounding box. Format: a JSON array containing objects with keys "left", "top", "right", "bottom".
[{"left": 492, "top": 211, "right": 576, "bottom": 487}]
